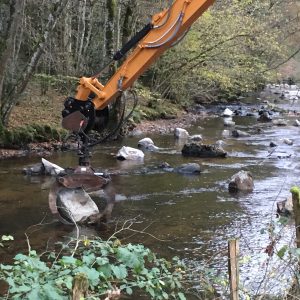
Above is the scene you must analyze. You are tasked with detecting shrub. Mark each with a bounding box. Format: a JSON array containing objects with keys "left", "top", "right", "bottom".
[{"left": 0, "top": 237, "right": 187, "bottom": 300}]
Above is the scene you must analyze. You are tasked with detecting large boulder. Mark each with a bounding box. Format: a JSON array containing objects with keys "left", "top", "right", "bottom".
[
  {"left": 56, "top": 188, "right": 99, "bottom": 224},
  {"left": 228, "top": 170, "right": 254, "bottom": 193},
  {"left": 116, "top": 146, "right": 144, "bottom": 160},
  {"left": 182, "top": 142, "right": 227, "bottom": 158},
  {"left": 174, "top": 128, "right": 189, "bottom": 139},
  {"left": 138, "top": 138, "right": 159, "bottom": 151}
]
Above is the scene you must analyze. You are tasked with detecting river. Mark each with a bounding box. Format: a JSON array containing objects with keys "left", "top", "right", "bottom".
[{"left": 1, "top": 94, "right": 300, "bottom": 299}]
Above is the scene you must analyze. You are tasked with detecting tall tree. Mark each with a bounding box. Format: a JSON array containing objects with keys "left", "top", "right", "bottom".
[{"left": 0, "top": 0, "right": 70, "bottom": 125}]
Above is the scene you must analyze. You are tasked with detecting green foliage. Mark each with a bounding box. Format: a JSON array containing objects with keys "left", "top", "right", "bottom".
[
  {"left": 130, "top": 85, "right": 179, "bottom": 123},
  {"left": 151, "top": 0, "right": 292, "bottom": 103},
  {"left": 290, "top": 186, "right": 300, "bottom": 205},
  {"left": 0, "top": 237, "right": 186, "bottom": 300},
  {"left": 0, "top": 124, "right": 67, "bottom": 148}
]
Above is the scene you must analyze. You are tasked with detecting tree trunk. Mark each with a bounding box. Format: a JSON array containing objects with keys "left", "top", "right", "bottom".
[
  {"left": 122, "top": 0, "right": 136, "bottom": 44},
  {"left": 105, "top": 0, "right": 116, "bottom": 59},
  {"left": 0, "top": 0, "right": 22, "bottom": 113},
  {"left": 1, "top": 0, "right": 70, "bottom": 125},
  {"left": 75, "top": 0, "right": 87, "bottom": 73},
  {"left": 63, "top": 1, "right": 73, "bottom": 74}
]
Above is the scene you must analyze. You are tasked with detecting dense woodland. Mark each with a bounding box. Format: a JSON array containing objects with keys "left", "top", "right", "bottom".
[{"left": 0, "top": 0, "right": 299, "bottom": 126}]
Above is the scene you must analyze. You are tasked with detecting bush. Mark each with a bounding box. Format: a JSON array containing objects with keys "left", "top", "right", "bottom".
[{"left": 0, "top": 237, "right": 187, "bottom": 300}]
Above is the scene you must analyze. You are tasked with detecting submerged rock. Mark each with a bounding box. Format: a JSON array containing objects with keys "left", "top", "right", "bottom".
[
  {"left": 232, "top": 130, "right": 250, "bottom": 138},
  {"left": 224, "top": 118, "right": 235, "bottom": 127},
  {"left": 174, "top": 163, "right": 201, "bottom": 174},
  {"left": 116, "top": 146, "right": 144, "bottom": 160},
  {"left": 23, "top": 163, "right": 45, "bottom": 176},
  {"left": 182, "top": 142, "right": 227, "bottom": 158},
  {"left": 273, "top": 119, "right": 288, "bottom": 126},
  {"left": 23, "top": 158, "right": 65, "bottom": 176},
  {"left": 222, "top": 130, "right": 230, "bottom": 137},
  {"left": 228, "top": 170, "right": 254, "bottom": 193}
]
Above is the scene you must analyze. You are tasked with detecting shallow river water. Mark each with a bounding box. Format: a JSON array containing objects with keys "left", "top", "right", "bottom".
[{"left": 1, "top": 95, "right": 300, "bottom": 298}]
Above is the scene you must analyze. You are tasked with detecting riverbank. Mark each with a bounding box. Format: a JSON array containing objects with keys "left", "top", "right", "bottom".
[
  {"left": 0, "top": 80, "right": 210, "bottom": 159},
  {"left": 0, "top": 110, "right": 207, "bottom": 160}
]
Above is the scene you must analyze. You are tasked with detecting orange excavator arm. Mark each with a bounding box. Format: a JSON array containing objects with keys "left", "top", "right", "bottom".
[
  {"left": 52, "top": 0, "right": 215, "bottom": 223},
  {"left": 73, "top": 0, "right": 215, "bottom": 111},
  {"left": 62, "top": 0, "right": 214, "bottom": 137}
]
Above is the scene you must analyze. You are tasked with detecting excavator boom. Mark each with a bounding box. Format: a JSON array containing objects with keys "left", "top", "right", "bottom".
[
  {"left": 73, "top": 0, "right": 214, "bottom": 110},
  {"left": 54, "top": 0, "right": 215, "bottom": 225}
]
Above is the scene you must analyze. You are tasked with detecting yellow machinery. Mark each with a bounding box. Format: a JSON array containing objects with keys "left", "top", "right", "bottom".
[
  {"left": 52, "top": 0, "right": 215, "bottom": 224},
  {"left": 62, "top": 0, "right": 215, "bottom": 156}
]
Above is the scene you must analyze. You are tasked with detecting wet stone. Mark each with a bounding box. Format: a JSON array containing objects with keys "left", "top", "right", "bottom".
[
  {"left": 258, "top": 111, "right": 272, "bottom": 122},
  {"left": 22, "top": 163, "right": 45, "bottom": 176},
  {"left": 116, "top": 146, "right": 144, "bottom": 160},
  {"left": 189, "top": 134, "right": 203, "bottom": 142},
  {"left": 273, "top": 119, "right": 288, "bottom": 126},
  {"left": 138, "top": 137, "right": 159, "bottom": 151},
  {"left": 232, "top": 130, "right": 250, "bottom": 138},
  {"left": 228, "top": 170, "right": 254, "bottom": 193},
  {"left": 283, "top": 138, "right": 293, "bottom": 146},
  {"left": 174, "top": 128, "right": 189, "bottom": 139},
  {"left": 174, "top": 163, "right": 201, "bottom": 174},
  {"left": 182, "top": 142, "right": 227, "bottom": 158}
]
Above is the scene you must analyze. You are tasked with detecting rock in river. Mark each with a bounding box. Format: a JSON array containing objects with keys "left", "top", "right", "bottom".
[
  {"left": 294, "top": 119, "right": 300, "bottom": 127},
  {"left": 224, "top": 118, "right": 235, "bottom": 127},
  {"left": 116, "top": 146, "right": 144, "bottom": 160},
  {"left": 273, "top": 119, "right": 288, "bottom": 126},
  {"left": 257, "top": 110, "right": 272, "bottom": 122},
  {"left": 174, "top": 163, "right": 201, "bottom": 174},
  {"left": 232, "top": 130, "right": 250, "bottom": 138},
  {"left": 174, "top": 128, "right": 189, "bottom": 139},
  {"left": 283, "top": 138, "right": 293, "bottom": 146},
  {"left": 222, "top": 108, "right": 234, "bottom": 117},
  {"left": 182, "top": 142, "right": 227, "bottom": 158},
  {"left": 228, "top": 170, "right": 254, "bottom": 193},
  {"left": 138, "top": 137, "right": 159, "bottom": 151},
  {"left": 189, "top": 134, "right": 203, "bottom": 142}
]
